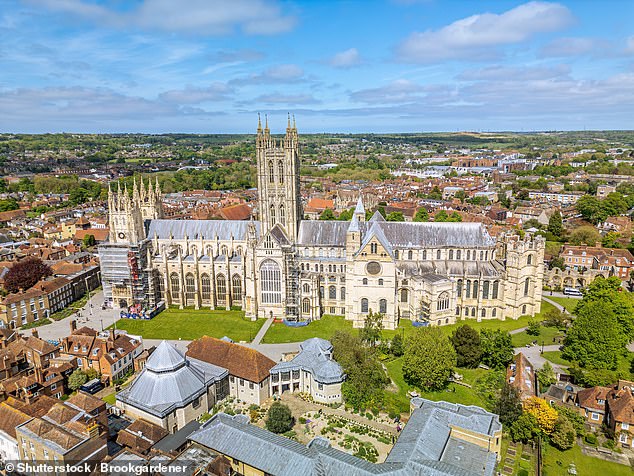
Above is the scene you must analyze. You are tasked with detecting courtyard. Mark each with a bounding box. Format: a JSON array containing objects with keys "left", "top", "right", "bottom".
[{"left": 113, "top": 308, "right": 265, "bottom": 342}]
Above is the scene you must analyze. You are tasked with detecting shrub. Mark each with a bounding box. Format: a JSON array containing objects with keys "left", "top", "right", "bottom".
[
  {"left": 265, "top": 402, "right": 294, "bottom": 434},
  {"left": 299, "top": 416, "right": 307, "bottom": 424},
  {"left": 584, "top": 433, "right": 597, "bottom": 445}
]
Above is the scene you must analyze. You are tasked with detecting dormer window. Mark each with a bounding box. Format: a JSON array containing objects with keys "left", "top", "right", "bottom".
[
  {"left": 73, "top": 345, "right": 79, "bottom": 352},
  {"left": 92, "top": 349, "right": 99, "bottom": 356}
]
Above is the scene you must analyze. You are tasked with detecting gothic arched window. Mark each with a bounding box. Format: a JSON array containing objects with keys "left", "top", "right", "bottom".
[
  {"left": 302, "top": 283, "right": 310, "bottom": 294},
  {"left": 437, "top": 249, "right": 441, "bottom": 260},
  {"left": 260, "top": 260, "right": 282, "bottom": 304},
  {"left": 361, "top": 298, "right": 369, "bottom": 313},
  {"left": 473, "top": 280, "right": 479, "bottom": 299},
  {"left": 278, "top": 161, "right": 284, "bottom": 184},
  {"left": 302, "top": 298, "right": 310, "bottom": 314},
  {"left": 279, "top": 204, "right": 286, "bottom": 226},
  {"left": 270, "top": 204, "right": 276, "bottom": 225},
  {"left": 457, "top": 279, "right": 463, "bottom": 298},
  {"left": 481, "top": 308, "right": 486, "bottom": 317},
  {"left": 524, "top": 278, "right": 530, "bottom": 297},
  {"left": 492, "top": 280, "right": 499, "bottom": 299},
  {"left": 482, "top": 281, "right": 490, "bottom": 299},
  {"left": 232, "top": 275, "right": 242, "bottom": 302},
  {"left": 201, "top": 274, "right": 211, "bottom": 301},
  {"left": 340, "top": 287, "right": 346, "bottom": 300},
  {"left": 437, "top": 292, "right": 450, "bottom": 311},
  {"left": 408, "top": 250, "right": 413, "bottom": 260},
  {"left": 170, "top": 273, "right": 180, "bottom": 294},
  {"left": 527, "top": 254, "right": 533, "bottom": 265},
  {"left": 400, "top": 288, "right": 408, "bottom": 302},
  {"left": 329, "top": 286, "right": 336, "bottom": 299},
  {"left": 268, "top": 160, "right": 274, "bottom": 183},
  {"left": 185, "top": 273, "right": 195, "bottom": 304},
  {"left": 466, "top": 280, "right": 471, "bottom": 298},
  {"left": 379, "top": 299, "right": 387, "bottom": 314},
  {"left": 216, "top": 274, "right": 227, "bottom": 302}
]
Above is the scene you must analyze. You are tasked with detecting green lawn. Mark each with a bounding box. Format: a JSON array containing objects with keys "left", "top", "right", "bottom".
[
  {"left": 547, "top": 296, "right": 581, "bottom": 314},
  {"left": 102, "top": 393, "right": 116, "bottom": 405},
  {"left": 542, "top": 351, "right": 572, "bottom": 367},
  {"left": 261, "top": 315, "right": 353, "bottom": 344},
  {"left": 542, "top": 443, "right": 632, "bottom": 476},
  {"left": 113, "top": 308, "right": 265, "bottom": 342},
  {"left": 383, "top": 357, "right": 492, "bottom": 414},
  {"left": 512, "top": 326, "right": 564, "bottom": 347}
]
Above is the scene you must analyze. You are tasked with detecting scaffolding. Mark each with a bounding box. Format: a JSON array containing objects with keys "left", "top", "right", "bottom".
[{"left": 284, "top": 246, "right": 301, "bottom": 321}]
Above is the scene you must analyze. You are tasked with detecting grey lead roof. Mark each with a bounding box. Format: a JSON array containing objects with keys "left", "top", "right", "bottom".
[
  {"left": 148, "top": 219, "right": 260, "bottom": 241},
  {"left": 117, "top": 341, "right": 228, "bottom": 418},
  {"left": 297, "top": 221, "right": 350, "bottom": 246},
  {"left": 190, "top": 399, "right": 501, "bottom": 476},
  {"left": 270, "top": 338, "right": 345, "bottom": 384}
]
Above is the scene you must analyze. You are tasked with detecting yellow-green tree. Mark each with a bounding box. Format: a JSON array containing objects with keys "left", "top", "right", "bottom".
[{"left": 523, "top": 397, "right": 558, "bottom": 434}]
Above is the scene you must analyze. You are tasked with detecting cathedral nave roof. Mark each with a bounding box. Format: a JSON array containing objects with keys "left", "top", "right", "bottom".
[{"left": 148, "top": 219, "right": 260, "bottom": 242}]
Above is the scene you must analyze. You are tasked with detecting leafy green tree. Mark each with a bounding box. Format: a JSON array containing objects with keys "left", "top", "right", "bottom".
[
  {"left": 547, "top": 211, "right": 563, "bottom": 238},
  {"left": 550, "top": 415, "right": 575, "bottom": 450},
  {"left": 386, "top": 211, "right": 404, "bottom": 222},
  {"left": 569, "top": 226, "right": 601, "bottom": 246},
  {"left": 575, "top": 195, "right": 601, "bottom": 224},
  {"left": 510, "top": 413, "right": 540, "bottom": 443},
  {"left": 494, "top": 382, "right": 523, "bottom": 426},
  {"left": 526, "top": 320, "right": 541, "bottom": 336},
  {"left": 537, "top": 362, "right": 557, "bottom": 389},
  {"left": 402, "top": 327, "right": 456, "bottom": 391},
  {"left": 434, "top": 210, "right": 449, "bottom": 222},
  {"left": 555, "top": 406, "right": 585, "bottom": 437},
  {"left": 576, "top": 276, "right": 634, "bottom": 339},
  {"left": 359, "top": 310, "right": 383, "bottom": 347},
  {"left": 562, "top": 300, "right": 627, "bottom": 370},
  {"left": 448, "top": 211, "right": 462, "bottom": 222},
  {"left": 480, "top": 329, "right": 515, "bottom": 370},
  {"left": 549, "top": 256, "right": 566, "bottom": 271},
  {"left": 320, "top": 208, "right": 336, "bottom": 220},
  {"left": 450, "top": 324, "right": 482, "bottom": 368},
  {"left": 602, "top": 231, "right": 623, "bottom": 248},
  {"left": 68, "top": 369, "right": 88, "bottom": 392},
  {"left": 338, "top": 208, "right": 353, "bottom": 221},
  {"left": 413, "top": 207, "right": 429, "bottom": 222},
  {"left": 0, "top": 198, "right": 19, "bottom": 212},
  {"left": 82, "top": 234, "right": 96, "bottom": 247},
  {"left": 265, "top": 402, "right": 294, "bottom": 433},
  {"left": 390, "top": 334, "right": 404, "bottom": 357}
]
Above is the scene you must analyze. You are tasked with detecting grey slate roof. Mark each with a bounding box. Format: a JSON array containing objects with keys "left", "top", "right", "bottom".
[
  {"left": 379, "top": 222, "right": 495, "bottom": 248},
  {"left": 117, "top": 341, "right": 228, "bottom": 418},
  {"left": 297, "top": 221, "right": 350, "bottom": 246},
  {"left": 148, "top": 219, "right": 260, "bottom": 241},
  {"left": 270, "top": 338, "right": 345, "bottom": 384},
  {"left": 190, "top": 398, "right": 501, "bottom": 476}
]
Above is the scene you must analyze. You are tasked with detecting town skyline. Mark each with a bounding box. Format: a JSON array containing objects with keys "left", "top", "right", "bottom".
[{"left": 1, "top": 0, "right": 633, "bottom": 133}]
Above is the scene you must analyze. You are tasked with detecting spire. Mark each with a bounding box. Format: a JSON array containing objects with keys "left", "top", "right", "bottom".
[
  {"left": 140, "top": 176, "right": 146, "bottom": 201},
  {"left": 155, "top": 176, "right": 161, "bottom": 196},
  {"left": 287, "top": 112, "right": 291, "bottom": 130},
  {"left": 354, "top": 195, "right": 365, "bottom": 221},
  {"left": 348, "top": 212, "right": 360, "bottom": 233},
  {"left": 257, "top": 113, "right": 262, "bottom": 133},
  {"left": 292, "top": 114, "right": 297, "bottom": 131},
  {"left": 132, "top": 177, "right": 139, "bottom": 203},
  {"left": 264, "top": 114, "right": 269, "bottom": 132}
]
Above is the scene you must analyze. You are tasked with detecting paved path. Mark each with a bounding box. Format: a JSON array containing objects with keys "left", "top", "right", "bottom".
[
  {"left": 252, "top": 317, "right": 274, "bottom": 345},
  {"left": 515, "top": 344, "right": 564, "bottom": 373},
  {"left": 542, "top": 296, "right": 569, "bottom": 313}
]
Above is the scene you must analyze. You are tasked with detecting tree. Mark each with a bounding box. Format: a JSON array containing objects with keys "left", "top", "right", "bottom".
[
  {"left": 448, "top": 211, "right": 462, "bottom": 222},
  {"left": 575, "top": 195, "right": 601, "bottom": 224},
  {"left": 555, "top": 405, "right": 586, "bottom": 437},
  {"left": 542, "top": 308, "right": 570, "bottom": 328},
  {"left": 413, "top": 207, "right": 429, "bottom": 222},
  {"left": 526, "top": 320, "right": 541, "bottom": 336},
  {"left": 549, "top": 256, "right": 566, "bottom": 271},
  {"left": 523, "top": 397, "right": 558, "bottom": 434},
  {"left": 390, "top": 334, "right": 404, "bottom": 357},
  {"left": 569, "top": 226, "right": 601, "bottom": 246},
  {"left": 434, "top": 210, "right": 449, "bottom": 222},
  {"left": 320, "top": 208, "right": 336, "bottom": 220},
  {"left": 537, "top": 362, "right": 557, "bottom": 389},
  {"left": 480, "top": 329, "right": 515, "bottom": 370},
  {"left": 265, "top": 402, "right": 294, "bottom": 434},
  {"left": 550, "top": 415, "right": 576, "bottom": 450},
  {"left": 402, "top": 327, "right": 456, "bottom": 391},
  {"left": 68, "top": 369, "right": 88, "bottom": 392},
  {"left": 0, "top": 198, "right": 19, "bottom": 212},
  {"left": 4, "top": 257, "right": 52, "bottom": 294},
  {"left": 386, "top": 211, "right": 404, "bottom": 222},
  {"left": 602, "top": 231, "right": 623, "bottom": 248},
  {"left": 547, "top": 211, "right": 563, "bottom": 238},
  {"left": 510, "top": 413, "right": 540, "bottom": 443},
  {"left": 82, "top": 234, "right": 96, "bottom": 247},
  {"left": 359, "top": 310, "right": 383, "bottom": 347},
  {"left": 338, "top": 208, "right": 353, "bottom": 221},
  {"left": 331, "top": 331, "right": 389, "bottom": 410},
  {"left": 562, "top": 300, "right": 626, "bottom": 370},
  {"left": 494, "top": 382, "right": 523, "bottom": 426},
  {"left": 450, "top": 324, "right": 482, "bottom": 368}
]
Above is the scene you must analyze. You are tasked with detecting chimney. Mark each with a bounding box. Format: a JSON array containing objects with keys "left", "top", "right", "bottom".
[
  {"left": 109, "top": 329, "right": 115, "bottom": 341},
  {"left": 34, "top": 365, "right": 43, "bottom": 383},
  {"left": 31, "top": 328, "right": 39, "bottom": 339},
  {"left": 70, "top": 319, "right": 77, "bottom": 333}
]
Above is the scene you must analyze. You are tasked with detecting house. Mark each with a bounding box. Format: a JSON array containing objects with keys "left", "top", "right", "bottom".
[
  {"left": 116, "top": 418, "right": 168, "bottom": 455},
  {"left": 576, "top": 385, "right": 610, "bottom": 424},
  {"left": 598, "top": 216, "right": 632, "bottom": 238},
  {"left": 269, "top": 338, "right": 345, "bottom": 404},
  {"left": 506, "top": 353, "right": 535, "bottom": 401},
  {"left": 0, "top": 402, "right": 31, "bottom": 464},
  {"left": 189, "top": 398, "right": 502, "bottom": 476},
  {"left": 218, "top": 203, "right": 252, "bottom": 221},
  {"left": 597, "top": 185, "right": 617, "bottom": 199},
  {"left": 61, "top": 322, "right": 144, "bottom": 384},
  {"left": 512, "top": 207, "right": 550, "bottom": 226},
  {"left": 186, "top": 337, "right": 275, "bottom": 405},
  {"left": 606, "top": 380, "right": 634, "bottom": 448},
  {"left": 15, "top": 399, "right": 108, "bottom": 468},
  {"left": 116, "top": 341, "right": 229, "bottom": 434},
  {"left": 304, "top": 198, "right": 335, "bottom": 219}
]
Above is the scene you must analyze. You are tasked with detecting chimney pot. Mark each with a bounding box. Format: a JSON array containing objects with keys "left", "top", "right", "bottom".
[
  {"left": 70, "top": 320, "right": 77, "bottom": 333},
  {"left": 31, "top": 329, "right": 39, "bottom": 339}
]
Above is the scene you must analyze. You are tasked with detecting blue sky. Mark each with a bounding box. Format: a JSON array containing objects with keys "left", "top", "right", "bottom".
[{"left": 0, "top": 0, "right": 633, "bottom": 133}]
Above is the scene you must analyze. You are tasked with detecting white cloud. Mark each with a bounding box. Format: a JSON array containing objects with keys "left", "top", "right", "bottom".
[
  {"left": 252, "top": 93, "right": 320, "bottom": 105},
  {"left": 350, "top": 80, "right": 425, "bottom": 104},
  {"left": 396, "top": 1, "right": 574, "bottom": 63},
  {"left": 539, "top": 37, "right": 604, "bottom": 57},
  {"left": 231, "top": 64, "right": 306, "bottom": 85},
  {"left": 458, "top": 64, "right": 570, "bottom": 81},
  {"left": 159, "top": 83, "right": 233, "bottom": 104},
  {"left": 28, "top": 0, "right": 296, "bottom": 36},
  {"left": 328, "top": 48, "right": 362, "bottom": 68}
]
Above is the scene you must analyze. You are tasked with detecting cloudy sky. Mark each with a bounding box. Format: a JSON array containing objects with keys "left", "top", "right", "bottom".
[{"left": 1, "top": 0, "right": 633, "bottom": 133}]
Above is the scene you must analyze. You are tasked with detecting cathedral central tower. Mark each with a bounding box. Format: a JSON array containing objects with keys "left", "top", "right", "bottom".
[{"left": 256, "top": 114, "right": 302, "bottom": 241}]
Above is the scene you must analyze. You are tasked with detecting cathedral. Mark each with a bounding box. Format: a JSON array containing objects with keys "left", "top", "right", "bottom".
[{"left": 99, "top": 117, "right": 545, "bottom": 329}]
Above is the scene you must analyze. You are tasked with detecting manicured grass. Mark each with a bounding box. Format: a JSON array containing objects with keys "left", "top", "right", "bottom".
[
  {"left": 383, "top": 357, "right": 491, "bottom": 414},
  {"left": 102, "top": 393, "right": 116, "bottom": 405},
  {"left": 113, "top": 308, "right": 264, "bottom": 342},
  {"left": 261, "top": 315, "right": 353, "bottom": 344},
  {"left": 542, "top": 442, "right": 632, "bottom": 476},
  {"left": 512, "top": 326, "right": 564, "bottom": 347},
  {"left": 542, "top": 351, "right": 572, "bottom": 367},
  {"left": 547, "top": 296, "right": 580, "bottom": 314}
]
